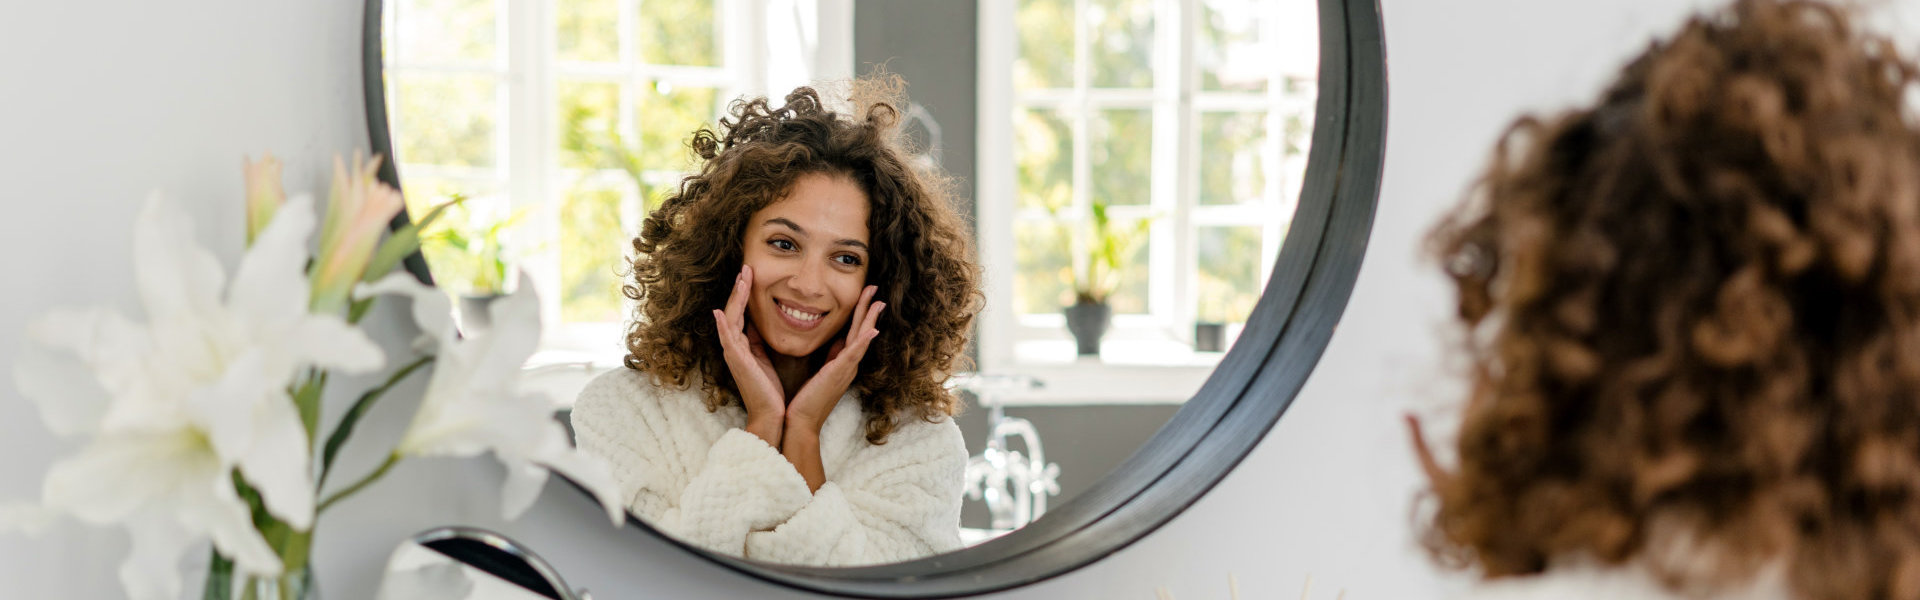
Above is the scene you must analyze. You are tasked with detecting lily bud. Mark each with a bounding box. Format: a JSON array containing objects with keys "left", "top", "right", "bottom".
[
  {"left": 243, "top": 154, "right": 286, "bottom": 247},
  {"left": 310, "top": 152, "right": 404, "bottom": 315}
]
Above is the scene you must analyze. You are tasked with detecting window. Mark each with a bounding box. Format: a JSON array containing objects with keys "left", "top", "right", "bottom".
[
  {"left": 383, "top": 0, "right": 849, "bottom": 356},
  {"left": 979, "top": 0, "right": 1319, "bottom": 370}
]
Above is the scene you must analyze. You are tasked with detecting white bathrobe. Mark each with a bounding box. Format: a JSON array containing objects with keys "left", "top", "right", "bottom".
[{"left": 570, "top": 368, "right": 968, "bottom": 566}]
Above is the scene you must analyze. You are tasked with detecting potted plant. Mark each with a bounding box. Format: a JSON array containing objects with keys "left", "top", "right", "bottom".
[{"left": 1062, "top": 199, "right": 1152, "bottom": 357}]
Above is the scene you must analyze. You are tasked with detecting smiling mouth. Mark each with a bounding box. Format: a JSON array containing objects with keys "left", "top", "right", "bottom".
[{"left": 776, "top": 300, "right": 825, "bottom": 323}]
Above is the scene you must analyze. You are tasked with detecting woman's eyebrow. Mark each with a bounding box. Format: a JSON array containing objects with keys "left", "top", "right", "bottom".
[
  {"left": 765, "top": 217, "right": 868, "bottom": 252},
  {"left": 764, "top": 217, "right": 807, "bottom": 236}
]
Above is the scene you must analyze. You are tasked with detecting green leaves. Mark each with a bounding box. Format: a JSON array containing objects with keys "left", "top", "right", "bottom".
[
  {"left": 415, "top": 195, "right": 534, "bottom": 296},
  {"left": 1071, "top": 198, "right": 1155, "bottom": 304}
]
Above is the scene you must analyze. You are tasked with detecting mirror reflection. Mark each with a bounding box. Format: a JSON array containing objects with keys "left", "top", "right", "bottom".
[{"left": 380, "top": 0, "right": 1318, "bottom": 565}]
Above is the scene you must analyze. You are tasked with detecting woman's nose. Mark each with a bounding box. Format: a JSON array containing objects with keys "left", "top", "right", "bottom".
[{"left": 786, "top": 258, "right": 827, "bottom": 297}]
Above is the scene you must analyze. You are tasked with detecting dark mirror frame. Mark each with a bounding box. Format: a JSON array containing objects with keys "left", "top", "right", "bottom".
[
  {"left": 414, "top": 526, "right": 580, "bottom": 600},
  {"left": 364, "top": 0, "right": 1386, "bottom": 596}
]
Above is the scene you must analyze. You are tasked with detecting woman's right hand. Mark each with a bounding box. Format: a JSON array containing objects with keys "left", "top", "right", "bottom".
[{"left": 714, "top": 265, "right": 786, "bottom": 447}]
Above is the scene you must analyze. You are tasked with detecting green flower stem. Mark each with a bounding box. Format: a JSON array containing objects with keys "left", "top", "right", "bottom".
[
  {"left": 201, "top": 550, "right": 233, "bottom": 600},
  {"left": 318, "top": 452, "right": 401, "bottom": 515},
  {"left": 318, "top": 354, "right": 433, "bottom": 489}
]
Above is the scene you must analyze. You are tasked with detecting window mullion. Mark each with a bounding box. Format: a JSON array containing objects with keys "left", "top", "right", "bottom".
[
  {"left": 620, "top": 0, "right": 637, "bottom": 69},
  {"left": 1157, "top": 0, "right": 1196, "bottom": 339},
  {"left": 1070, "top": 0, "right": 1092, "bottom": 291},
  {"left": 1261, "top": 0, "right": 1287, "bottom": 285},
  {"left": 976, "top": 0, "right": 1019, "bottom": 369},
  {"left": 728, "top": 0, "right": 765, "bottom": 99},
  {"left": 506, "top": 0, "right": 563, "bottom": 334}
]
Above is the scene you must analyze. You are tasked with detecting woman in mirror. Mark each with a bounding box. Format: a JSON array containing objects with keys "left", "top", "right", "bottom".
[
  {"left": 570, "top": 75, "right": 983, "bottom": 567},
  {"left": 1412, "top": 1, "right": 1920, "bottom": 598}
]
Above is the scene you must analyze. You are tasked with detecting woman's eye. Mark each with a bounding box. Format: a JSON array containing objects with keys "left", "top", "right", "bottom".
[
  {"left": 770, "top": 239, "right": 796, "bottom": 251},
  {"left": 834, "top": 254, "right": 864, "bottom": 267}
]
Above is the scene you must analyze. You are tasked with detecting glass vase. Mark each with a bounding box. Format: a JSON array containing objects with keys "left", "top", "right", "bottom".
[
  {"left": 203, "top": 551, "right": 318, "bottom": 600},
  {"left": 241, "top": 564, "right": 316, "bottom": 600}
]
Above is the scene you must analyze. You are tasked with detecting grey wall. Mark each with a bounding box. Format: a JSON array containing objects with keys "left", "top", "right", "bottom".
[{"left": 853, "top": 0, "right": 978, "bottom": 221}]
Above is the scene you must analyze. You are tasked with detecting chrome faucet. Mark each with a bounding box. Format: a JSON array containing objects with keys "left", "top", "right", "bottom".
[{"left": 950, "top": 373, "right": 1059, "bottom": 532}]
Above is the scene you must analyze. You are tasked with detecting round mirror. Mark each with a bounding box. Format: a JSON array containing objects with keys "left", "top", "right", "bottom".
[{"left": 363, "top": 0, "right": 1383, "bottom": 594}]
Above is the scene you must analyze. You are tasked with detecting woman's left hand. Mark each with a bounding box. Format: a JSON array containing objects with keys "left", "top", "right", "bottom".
[{"left": 785, "top": 285, "right": 884, "bottom": 436}]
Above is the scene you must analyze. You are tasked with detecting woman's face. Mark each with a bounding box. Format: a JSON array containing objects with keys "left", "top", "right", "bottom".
[{"left": 741, "top": 173, "right": 872, "bottom": 358}]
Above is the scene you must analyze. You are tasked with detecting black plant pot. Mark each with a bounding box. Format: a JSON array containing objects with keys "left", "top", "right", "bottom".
[{"left": 1063, "top": 301, "right": 1112, "bottom": 357}]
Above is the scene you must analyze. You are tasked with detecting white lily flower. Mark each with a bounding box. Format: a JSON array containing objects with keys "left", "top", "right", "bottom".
[
  {"left": 358, "top": 272, "right": 626, "bottom": 525},
  {"left": 11, "top": 194, "right": 386, "bottom": 598},
  {"left": 376, "top": 560, "right": 473, "bottom": 600}
]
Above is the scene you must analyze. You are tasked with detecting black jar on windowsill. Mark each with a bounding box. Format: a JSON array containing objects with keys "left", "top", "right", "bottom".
[{"left": 1194, "top": 322, "right": 1226, "bottom": 353}]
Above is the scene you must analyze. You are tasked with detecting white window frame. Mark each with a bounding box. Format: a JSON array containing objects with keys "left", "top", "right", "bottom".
[
  {"left": 387, "top": 0, "right": 856, "bottom": 360},
  {"left": 976, "top": 0, "right": 1316, "bottom": 399}
]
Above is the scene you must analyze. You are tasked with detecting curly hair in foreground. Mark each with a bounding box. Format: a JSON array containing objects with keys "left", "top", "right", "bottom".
[
  {"left": 1422, "top": 1, "right": 1920, "bottom": 598},
  {"left": 622, "top": 76, "right": 982, "bottom": 444}
]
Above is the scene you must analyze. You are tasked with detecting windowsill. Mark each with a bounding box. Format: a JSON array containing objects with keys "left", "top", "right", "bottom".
[
  {"left": 981, "top": 338, "right": 1224, "bottom": 407},
  {"left": 522, "top": 331, "right": 1236, "bottom": 409},
  {"left": 520, "top": 349, "right": 625, "bottom": 410}
]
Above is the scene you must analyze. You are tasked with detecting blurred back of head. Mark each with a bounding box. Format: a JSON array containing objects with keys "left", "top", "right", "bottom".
[{"left": 1425, "top": 1, "right": 1920, "bottom": 598}]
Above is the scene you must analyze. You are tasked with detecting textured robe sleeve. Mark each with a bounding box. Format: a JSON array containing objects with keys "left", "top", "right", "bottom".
[
  {"left": 742, "top": 416, "right": 968, "bottom": 565},
  {"left": 571, "top": 371, "right": 814, "bottom": 555},
  {"left": 571, "top": 369, "right": 968, "bottom": 566}
]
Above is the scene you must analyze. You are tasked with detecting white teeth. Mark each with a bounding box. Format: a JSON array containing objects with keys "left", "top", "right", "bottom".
[{"left": 780, "top": 304, "right": 823, "bottom": 322}]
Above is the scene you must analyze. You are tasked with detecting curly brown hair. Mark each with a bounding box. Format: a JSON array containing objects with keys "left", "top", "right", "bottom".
[
  {"left": 1421, "top": 1, "right": 1920, "bottom": 598},
  {"left": 621, "top": 76, "right": 982, "bottom": 444}
]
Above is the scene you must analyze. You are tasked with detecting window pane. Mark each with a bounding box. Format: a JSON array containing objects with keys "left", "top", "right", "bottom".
[
  {"left": 1015, "top": 108, "right": 1073, "bottom": 212},
  {"left": 1014, "top": 221, "right": 1072, "bottom": 315},
  {"left": 1015, "top": 0, "right": 1074, "bottom": 90},
  {"left": 557, "top": 0, "right": 619, "bottom": 62},
  {"left": 1196, "top": 226, "right": 1263, "bottom": 324},
  {"left": 561, "top": 184, "right": 630, "bottom": 323},
  {"left": 1199, "top": 0, "right": 1269, "bottom": 92},
  {"left": 1090, "top": 109, "right": 1151, "bottom": 206},
  {"left": 638, "top": 0, "right": 719, "bottom": 66},
  {"left": 1274, "top": 0, "right": 1321, "bottom": 81},
  {"left": 558, "top": 80, "right": 624, "bottom": 169},
  {"left": 391, "top": 74, "right": 500, "bottom": 168},
  {"left": 1088, "top": 0, "right": 1153, "bottom": 89},
  {"left": 635, "top": 82, "right": 718, "bottom": 172},
  {"left": 392, "top": 0, "right": 497, "bottom": 63},
  {"left": 403, "top": 178, "right": 513, "bottom": 297},
  {"left": 1280, "top": 104, "right": 1315, "bottom": 204},
  {"left": 1198, "top": 111, "right": 1267, "bottom": 205},
  {"left": 639, "top": 179, "right": 674, "bottom": 218},
  {"left": 400, "top": 177, "right": 503, "bottom": 224},
  {"left": 1105, "top": 229, "right": 1149, "bottom": 314}
]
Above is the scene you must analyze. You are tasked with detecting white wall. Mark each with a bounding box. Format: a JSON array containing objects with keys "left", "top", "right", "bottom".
[{"left": 1, "top": 0, "right": 1852, "bottom": 598}]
